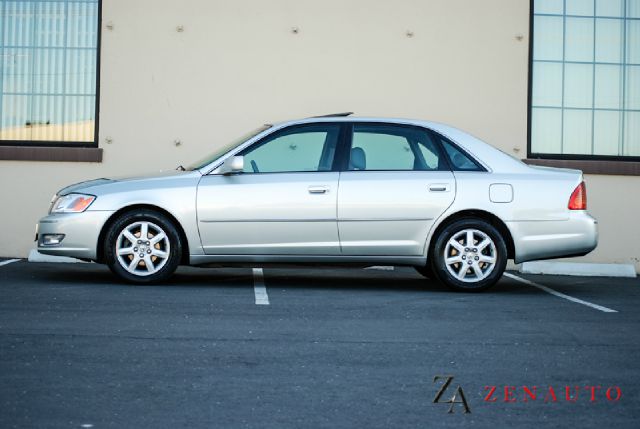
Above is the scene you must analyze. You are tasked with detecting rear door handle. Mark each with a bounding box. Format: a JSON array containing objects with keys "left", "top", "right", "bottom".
[
  {"left": 308, "top": 186, "right": 330, "bottom": 194},
  {"left": 429, "top": 183, "right": 450, "bottom": 192}
]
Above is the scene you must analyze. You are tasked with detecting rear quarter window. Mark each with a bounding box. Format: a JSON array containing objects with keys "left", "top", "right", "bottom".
[{"left": 440, "top": 139, "right": 484, "bottom": 171}]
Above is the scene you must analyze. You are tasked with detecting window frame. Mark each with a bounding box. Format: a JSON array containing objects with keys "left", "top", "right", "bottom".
[
  {"left": 0, "top": 0, "right": 103, "bottom": 150},
  {"left": 236, "top": 122, "right": 347, "bottom": 174},
  {"left": 526, "top": 0, "right": 640, "bottom": 164}
]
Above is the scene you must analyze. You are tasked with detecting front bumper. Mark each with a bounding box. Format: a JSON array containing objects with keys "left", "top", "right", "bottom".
[
  {"left": 36, "top": 210, "right": 115, "bottom": 260},
  {"left": 508, "top": 211, "right": 598, "bottom": 264}
]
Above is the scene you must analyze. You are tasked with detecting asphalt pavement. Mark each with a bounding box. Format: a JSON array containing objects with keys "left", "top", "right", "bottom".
[{"left": 0, "top": 259, "right": 638, "bottom": 428}]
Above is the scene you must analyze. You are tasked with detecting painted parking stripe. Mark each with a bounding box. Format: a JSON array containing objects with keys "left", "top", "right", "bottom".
[
  {"left": 0, "top": 259, "right": 20, "bottom": 267},
  {"left": 364, "top": 266, "right": 395, "bottom": 271},
  {"left": 504, "top": 272, "right": 618, "bottom": 313},
  {"left": 253, "top": 268, "right": 270, "bottom": 305}
]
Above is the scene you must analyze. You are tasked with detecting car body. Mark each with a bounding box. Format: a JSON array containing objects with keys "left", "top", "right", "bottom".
[{"left": 36, "top": 115, "right": 598, "bottom": 290}]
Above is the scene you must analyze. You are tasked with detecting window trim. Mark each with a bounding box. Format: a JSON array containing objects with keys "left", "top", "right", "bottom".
[
  {"left": 0, "top": 0, "right": 103, "bottom": 157},
  {"left": 526, "top": 0, "right": 640, "bottom": 164},
  {"left": 523, "top": 157, "right": 640, "bottom": 175},
  {"left": 0, "top": 145, "right": 102, "bottom": 162}
]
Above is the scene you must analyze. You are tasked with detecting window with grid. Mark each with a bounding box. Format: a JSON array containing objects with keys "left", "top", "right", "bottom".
[
  {"left": 0, "top": 0, "right": 100, "bottom": 146},
  {"left": 530, "top": 0, "right": 640, "bottom": 158}
]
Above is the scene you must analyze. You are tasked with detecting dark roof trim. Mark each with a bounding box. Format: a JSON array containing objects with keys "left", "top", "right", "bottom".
[{"left": 311, "top": 112, "right": 354, "bottom": 118}]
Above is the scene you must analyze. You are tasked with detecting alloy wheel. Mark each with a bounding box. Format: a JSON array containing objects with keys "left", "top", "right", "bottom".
[
  {"left": 115, "top": 221, "right": 171, "bottom": 276},
  {"left": 443, "top": 228, "right": 497, "bottom": 283}
]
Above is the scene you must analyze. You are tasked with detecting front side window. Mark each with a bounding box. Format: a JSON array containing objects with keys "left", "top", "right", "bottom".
[
  {"left": 531, "top": 0, "right": 640, "bottom": 158},
  {"left": 0, "top": 0, "right": 100, "bottom": 146},
  {"left": 240, "top": 124, "right": 340, "bottom": 173},
  {"left": 348, "top": 124, "right": 446, "bottom": 171}
]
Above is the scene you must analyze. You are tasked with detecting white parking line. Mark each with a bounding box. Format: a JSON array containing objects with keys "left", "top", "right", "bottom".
[
  {"left": 504, "top": 272, "right": 618, "bottom": 313},
  {"left": 0, "top": 259, "right": 20, "bottom": 267},
  {"left": 253, "top": 268, "right": 270, "bottom": 305},
  {"left": 364, "top": 266, "right": 395, "bottom": 271}
]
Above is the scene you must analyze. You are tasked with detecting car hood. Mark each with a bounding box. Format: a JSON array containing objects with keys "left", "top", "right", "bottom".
[
  {"left": 58, "top": 178, "right": 115, "bottom": 195},
  {"left": 57, "top": 170, "right": 198, "bottom": 195}
]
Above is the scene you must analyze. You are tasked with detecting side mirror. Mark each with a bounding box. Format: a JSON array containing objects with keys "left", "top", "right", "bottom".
[{"left": 218, "top": 156, "right": 244, "bottom": 175}]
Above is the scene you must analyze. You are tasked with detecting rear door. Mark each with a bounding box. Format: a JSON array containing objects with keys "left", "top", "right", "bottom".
[{"left": 337, "top": 123, "right": 456, "bottom": 255}]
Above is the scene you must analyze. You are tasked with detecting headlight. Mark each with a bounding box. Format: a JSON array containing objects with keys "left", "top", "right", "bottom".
[{"left": 50, "top": 193, "right": 96, "bottom": 214}]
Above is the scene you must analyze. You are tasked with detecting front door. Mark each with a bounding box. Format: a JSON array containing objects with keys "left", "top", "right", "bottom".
[
  {"left": 337, "top": 123, "right": 456, "bottom": 255},
  {"left": 197, "top": 123, "right": 342, "bottom": 255}
]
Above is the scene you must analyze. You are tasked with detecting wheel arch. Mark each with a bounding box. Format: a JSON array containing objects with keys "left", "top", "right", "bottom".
[
  {"left": 96, "top": 204, "right": 190, "bottom": 265},
  {"left": 427, "top": 209, "right": 515, "bottom": 262}
]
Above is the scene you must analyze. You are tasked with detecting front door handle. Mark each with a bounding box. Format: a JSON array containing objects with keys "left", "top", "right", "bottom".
[
  {"left": 308, "top": 186, "right": 330, "bottom": 194},
  {"left": 429, "top": 183, "right": 450, "bottom": 192}
]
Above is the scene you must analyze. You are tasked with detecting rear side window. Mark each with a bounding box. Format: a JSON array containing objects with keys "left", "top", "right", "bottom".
[
  {"left": 440, "top": 140, "right": 483, "bottom": 171},
  {"left": 348, "top": 124, "right": 447, "bottom": 171}
]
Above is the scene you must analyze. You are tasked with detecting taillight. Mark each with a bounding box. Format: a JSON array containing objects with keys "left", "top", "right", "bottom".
[{"left": 568, "top": 181, "right": 587, "bottom": 210}]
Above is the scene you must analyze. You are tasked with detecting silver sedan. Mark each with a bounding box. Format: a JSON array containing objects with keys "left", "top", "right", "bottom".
[{"left": 36, "top": 114, "right": 598, "bottom": 291}]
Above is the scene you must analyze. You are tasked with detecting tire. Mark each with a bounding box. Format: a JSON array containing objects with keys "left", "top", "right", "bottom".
[
  {"left": 415, "top": 261, "right": 435, "bottom": 279},
  {"left": 431, "top": 218, "right": 507, "bottom": 292},
  {"left": 104, "top": 210, "right": 182, "bottom": 284}
]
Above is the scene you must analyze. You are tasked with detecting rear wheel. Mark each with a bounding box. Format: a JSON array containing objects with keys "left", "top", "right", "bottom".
[
  {"left": 104, "top": 210, "right": 182, "bottom": 284},
  {"left": 415, "top": 261, "right": 434, "bottom": 279},
  {"left": 431, "top": 218, "right": 506, "bottom": 292}
]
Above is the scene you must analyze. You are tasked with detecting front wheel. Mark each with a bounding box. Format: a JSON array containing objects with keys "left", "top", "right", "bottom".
[
  {"left": 104, "top": 210, "right": 182, "bottom": 284},
  {"left": 431, "top": 218, "right": 507, "bottom": 292}
]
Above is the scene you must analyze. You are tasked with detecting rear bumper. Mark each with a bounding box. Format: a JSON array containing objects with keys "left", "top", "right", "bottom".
[
  {"left": 36, "top": 210, "right": 114, "bottom": 260},
  {"left": 508, "top": 211, "right": 598, "bottom": 264}
]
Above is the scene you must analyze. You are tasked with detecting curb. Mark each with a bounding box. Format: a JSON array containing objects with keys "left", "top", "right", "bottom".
[{"left": 519, "top": 261, "right": 636, "bottom": 278}]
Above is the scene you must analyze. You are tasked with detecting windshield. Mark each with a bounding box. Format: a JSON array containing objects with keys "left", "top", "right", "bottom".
[{"left": 185, "top": 124, "right": 272, "bottom": 171}]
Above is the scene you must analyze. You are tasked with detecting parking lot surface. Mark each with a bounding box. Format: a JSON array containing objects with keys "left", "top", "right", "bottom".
[{"left": 1, "top": 259, "right": 639, "bottom": 428}]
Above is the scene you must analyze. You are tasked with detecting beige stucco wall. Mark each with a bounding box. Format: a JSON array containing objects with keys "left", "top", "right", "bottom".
[{"left": 0, "top": 0, "right": 637, "bottom": 272}]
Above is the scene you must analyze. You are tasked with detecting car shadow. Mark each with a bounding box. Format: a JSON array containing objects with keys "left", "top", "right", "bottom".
[
  {"left": 258, "top": 267, "right": 444, "bottom": 293},
  {"left": 29, "top": 262, "right": 539, "bottom": 295},
  {"left": 259, "top": 267, "right": 538, "bottom": 295},
  {"left": 26, "top": 263, "right": 253, "bottom": 289}
]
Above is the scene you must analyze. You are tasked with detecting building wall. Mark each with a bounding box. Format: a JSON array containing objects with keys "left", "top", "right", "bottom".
[{"left": 0, "top": 0, "right": 638, "bottom": 272}]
